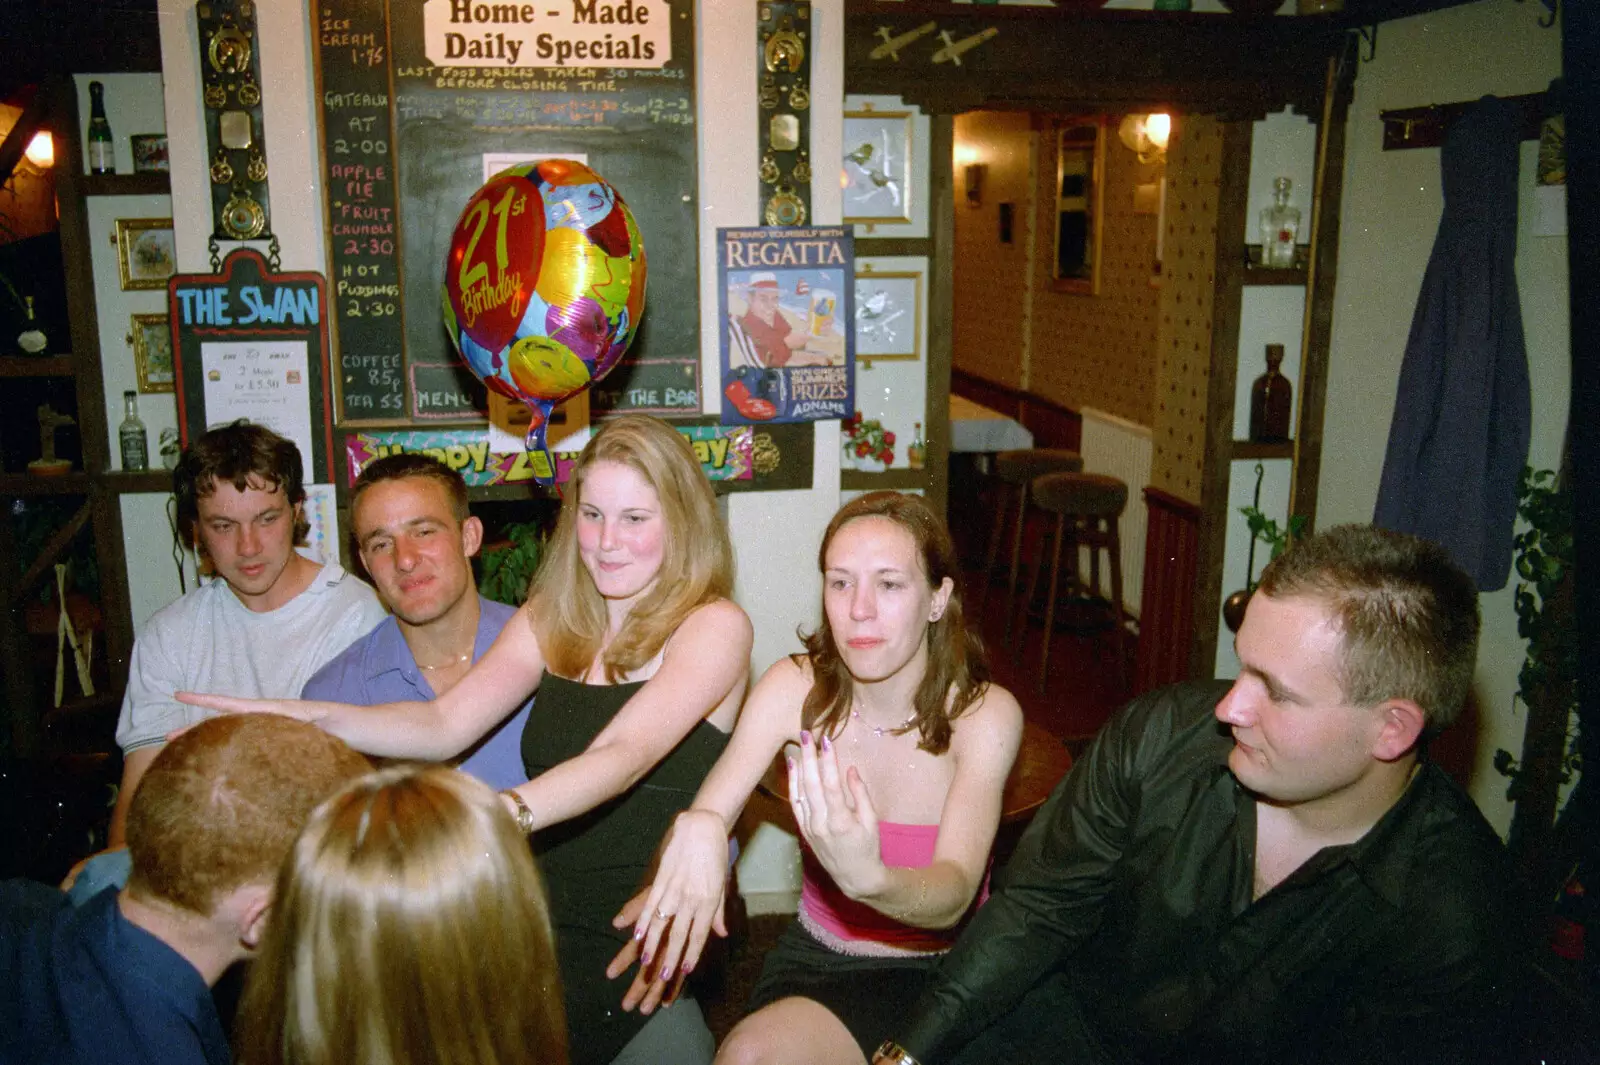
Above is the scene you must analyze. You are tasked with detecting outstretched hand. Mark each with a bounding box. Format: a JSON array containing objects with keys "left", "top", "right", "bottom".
[
  {"left": 175, "top": 691, "right": 318, "bottom": 723},
  {"left": 605, "top": 809, "right": 731, "bottom": 1013},
  {"left": 789, "top": 730, "right": 884, "bottom": 899}
]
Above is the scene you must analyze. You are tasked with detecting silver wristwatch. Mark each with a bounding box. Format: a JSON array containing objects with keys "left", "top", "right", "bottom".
[
  {"left": 502, "top": 789, "right": 536, "bottom": 834},
  {"left": 874, "top": 1041, "right": 922, "bottom": 1065}
]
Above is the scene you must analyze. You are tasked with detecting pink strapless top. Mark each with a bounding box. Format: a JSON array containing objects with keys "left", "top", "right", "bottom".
[{"left": 798, "top": 821, "right": 990, "bottom": 955}]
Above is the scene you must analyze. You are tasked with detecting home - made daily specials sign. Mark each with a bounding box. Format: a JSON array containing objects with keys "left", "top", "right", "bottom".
[{"left": 314, "top": 0, "right": 699, "bottom": 429}]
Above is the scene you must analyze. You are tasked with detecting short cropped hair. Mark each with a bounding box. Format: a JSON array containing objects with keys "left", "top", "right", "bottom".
[
  {"left": 237, "top": 766, "right": 567, "bottom": 1065},
  {"left": 173, "top": 421, "right": 309, "bottom": 545},
  {"left": 349, "top": 452, "right": 471, "bottom": 524},
  {"left": 1256, "top": 524, "right": 1480, "bottom": 734},
  {"left": 124, "top": 716, "right": 371, "bottom": 915}
]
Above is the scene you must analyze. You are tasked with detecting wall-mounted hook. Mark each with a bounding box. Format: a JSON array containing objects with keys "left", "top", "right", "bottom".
[
  {"left": 1354, "top": 23, "right": 1378, "bottom": 63},
  {"left": 1515, "top": 0, "right": 1558, "bottom": 29}
]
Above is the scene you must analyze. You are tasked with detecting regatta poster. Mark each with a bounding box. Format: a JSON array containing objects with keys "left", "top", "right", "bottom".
[{"left": 717, "top": 226, "right": 854, "bottom": 424}]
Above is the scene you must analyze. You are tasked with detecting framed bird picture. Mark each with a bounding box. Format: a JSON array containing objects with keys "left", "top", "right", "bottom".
[
  {"left": 843, "top": 110, "right": 913, "bottom": 227},
  {"left": 853, "top": 258, "right": 923, "bottom": 363}
]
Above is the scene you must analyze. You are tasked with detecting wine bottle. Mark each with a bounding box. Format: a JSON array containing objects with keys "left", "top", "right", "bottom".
[{"left": 88, "top": 81, "right": 115, "bottom": 175}]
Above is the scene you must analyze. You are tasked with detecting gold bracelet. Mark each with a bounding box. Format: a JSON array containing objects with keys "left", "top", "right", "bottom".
[
  {"left": 501, "top": 789, "right": 536, "bottom": 834},
  {"left": 875, "top": 1040, "right": 922, "bottom": 1065}
]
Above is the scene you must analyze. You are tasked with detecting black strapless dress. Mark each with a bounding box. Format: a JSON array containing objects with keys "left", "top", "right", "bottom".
[{"left": 523, "top": 672, "right": 729, "bottom": 1065}]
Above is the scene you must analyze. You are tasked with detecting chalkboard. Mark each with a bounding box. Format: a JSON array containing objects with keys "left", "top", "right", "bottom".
[
  {"left": 315, "top": 0, "right": 406, "bottom": 423},
  {"left": 312, "top": 0, "right": 701, "bottom": 427}
]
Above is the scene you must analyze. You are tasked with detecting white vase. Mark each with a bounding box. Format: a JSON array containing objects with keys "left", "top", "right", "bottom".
[{"left": 854, "top": 456, "right": 887, "bottom": 474}]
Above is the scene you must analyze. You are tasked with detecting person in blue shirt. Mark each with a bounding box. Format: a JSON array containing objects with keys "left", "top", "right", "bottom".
[
  {"left": 0, "top": 715, "right": 370, "bottom": 1065},
  {"left": 301, "top": 452, "right": 532, "bottom": 788}
]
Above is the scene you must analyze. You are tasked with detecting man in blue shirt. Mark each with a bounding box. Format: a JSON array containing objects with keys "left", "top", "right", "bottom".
[
  {"left": 0, "top": 715, "right": 370, "bottom": 1065},
  {"left": 301, "top": 453, "right": 532, "bottom": 788}
]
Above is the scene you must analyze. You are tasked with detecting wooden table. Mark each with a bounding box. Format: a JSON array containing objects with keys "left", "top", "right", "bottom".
[
  {"left": 949, "top": 394, "right": 1034, "bottom": 455},
  {"left": 756, "top": 719, "right": 1072, "bottom": 828}
]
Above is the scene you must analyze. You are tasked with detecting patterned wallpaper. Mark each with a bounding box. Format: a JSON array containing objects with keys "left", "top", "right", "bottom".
[
  {"left": 951, "top": 111, "right": 1034, "bottom": 391},
  {"left": 1027, "top": 126, "right": 1161, "bottom": 426},
  {"left": 1149, "top": 114, "right": 1223, "bottom": 507}
]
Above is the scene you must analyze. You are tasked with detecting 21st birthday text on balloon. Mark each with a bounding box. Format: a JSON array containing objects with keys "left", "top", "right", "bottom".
[{"left": 422, "top": 0, "right": 670, "bottom": 69}]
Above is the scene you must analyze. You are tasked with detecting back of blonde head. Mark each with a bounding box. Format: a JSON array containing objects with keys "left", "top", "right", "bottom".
[
  {"left": 531, "top": 414, "right": 734, "bottom": 681},
  {"left": 237, "top": 766, "right": 567, "bottom": 1065}
]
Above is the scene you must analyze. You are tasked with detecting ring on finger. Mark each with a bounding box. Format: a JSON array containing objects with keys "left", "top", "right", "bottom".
[{"left": 655, "top": 908, "right": 672, "bottom": 920}]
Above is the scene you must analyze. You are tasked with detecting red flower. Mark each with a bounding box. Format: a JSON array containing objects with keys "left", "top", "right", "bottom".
[
  {"left": 883, "top": 431, "right": 896, "bottom": 446},
  {"left": 855, "top": 441, "right": 871, "bottom": 458},
  {"left": 878, "top": 448, "right": 892, "bottom": 463}
]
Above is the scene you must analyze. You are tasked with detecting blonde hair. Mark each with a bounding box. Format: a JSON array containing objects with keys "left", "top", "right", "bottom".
[
  {"left": 236, "top": 766, "right": 567, "bottom": 1065},
  {"left": 530, "top": 414, "right": 734, "bottom": 681}
]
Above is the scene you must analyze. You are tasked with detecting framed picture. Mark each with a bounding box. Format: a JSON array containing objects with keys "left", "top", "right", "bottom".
[
  {"left": 1052, "top": 118, "right": 1106, "bottom": 296},
  {"left": 116, "top": 218, "right": 176, "bottom": 291},
  {"left": 843, "top": 109, "right": 913, "bottom": 227},
  {"left": 853, "top": 262, "right": 923, "bottom": 362},
  {"left": 130, "top": 134, "right": 169, "bottom": 173},
  {"left": 129, "top": 312, "right": 174, "bottom": 392}
]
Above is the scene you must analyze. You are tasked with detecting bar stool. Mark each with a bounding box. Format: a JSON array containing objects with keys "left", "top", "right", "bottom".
[
  {"left": 1020, "top": 471, "right": 1129, "bottom": 692},
  {"left": 977, "top": 448, "right": 1083, "bottom": 629}
]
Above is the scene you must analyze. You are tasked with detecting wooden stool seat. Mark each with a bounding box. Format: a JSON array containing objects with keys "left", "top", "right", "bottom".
[
  {"left": 979, "top": 449, "right": 1084, "bottom": 629},
  {"left": 1022, "top": 471, "right": 1129, "bottom": 691}
]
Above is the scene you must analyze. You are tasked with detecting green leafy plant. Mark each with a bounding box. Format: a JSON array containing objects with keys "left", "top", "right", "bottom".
[
  {"left": 478, "top": 521, "right": 546, "bottom": 607},
  {"left": 1237, "top": 507, "right": 1307, "bottom": 589},
  {"left": 1494, "top": 467, "right": 1579, "bottom": 802}
]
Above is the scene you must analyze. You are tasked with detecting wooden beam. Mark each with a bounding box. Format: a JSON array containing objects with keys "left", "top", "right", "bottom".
[
  {"left": 846, "top": 8, "right": 1340, "bottom": 118},
  {"left": 925, "top": 114, "right": 956, "bottom": 521},
  {"left": 14, "top": 501, "right": 93, "bottom": 607},
  {"left": 1190, "top": 118, "right": 1254, "bottom": 682},
  {"left": 1290, "top": 46, "right": 1355, "bottom": 533}
]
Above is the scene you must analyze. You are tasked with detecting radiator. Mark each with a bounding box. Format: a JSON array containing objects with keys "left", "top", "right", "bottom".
[{"left": 1077, "top": 408, "right": 1153, "bottom": 622}]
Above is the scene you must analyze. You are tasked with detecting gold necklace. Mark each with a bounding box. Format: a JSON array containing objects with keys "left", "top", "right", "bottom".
[{"left": 417, "top": 651, "right": 471, "bottom": 672}]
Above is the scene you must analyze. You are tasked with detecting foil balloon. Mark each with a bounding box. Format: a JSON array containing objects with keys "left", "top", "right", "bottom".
[{"left": 442, "top": 159, "right": 647, "bottom": 482}]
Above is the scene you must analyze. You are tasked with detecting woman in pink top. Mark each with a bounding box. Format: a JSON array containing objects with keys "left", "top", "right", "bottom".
[{"left": 612, "top": 491, "right": 1023, "bottom": 1064}]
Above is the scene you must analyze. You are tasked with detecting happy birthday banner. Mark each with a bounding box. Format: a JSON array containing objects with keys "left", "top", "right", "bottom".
[{"left": 345, "top": 424, "right": 753, "bottom": 487}]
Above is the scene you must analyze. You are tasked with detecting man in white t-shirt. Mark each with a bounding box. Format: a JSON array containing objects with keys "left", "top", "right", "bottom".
[{"left": 106, "top": 421, "right": 386, "bottom": 846}]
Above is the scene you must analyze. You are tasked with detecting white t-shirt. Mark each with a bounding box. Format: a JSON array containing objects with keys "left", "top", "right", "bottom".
[{"left": 115, "top": 562, "right": 388, "bottom": 753}]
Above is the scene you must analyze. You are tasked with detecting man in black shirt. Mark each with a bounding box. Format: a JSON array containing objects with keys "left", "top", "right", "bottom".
[{"left": 874, "top": 524, "right": 1514, "bottom": 1065}]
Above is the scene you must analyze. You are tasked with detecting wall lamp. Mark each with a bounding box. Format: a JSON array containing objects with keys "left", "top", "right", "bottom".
[
  {"left": 964, "top": 162, "right": 987, "bottom": 207},
  {"left": 1118, "top": 113, "right": 1171, "bottom": 164},
  {"left": 24, "top": 131, "right": 55, "bottom": 169}
]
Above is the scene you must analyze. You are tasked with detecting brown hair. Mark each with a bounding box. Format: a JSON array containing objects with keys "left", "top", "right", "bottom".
[
  {"left": 173, "top": 421, "right": 309, "bottom": 545},
  {"left": 124, "top": 715, "right": 371, "bottom": 915},
  {"left": 236, "top": 766, "right": 567, "bottom": 1065},
  {"left": 349, "top": 452, "right": 471, "bottom": 524},
  {"left": 801, "top": 491, "right": 989, "bottom": 755},
  {"left": 1256, "top": 523, "right": 1480, "bottom": 735},
  {"left": 530, "top": 414, "right": 734, "bottom": 682}
]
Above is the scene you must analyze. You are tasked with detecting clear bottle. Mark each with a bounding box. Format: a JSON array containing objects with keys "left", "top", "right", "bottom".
[
  {"left": 87, "top": 81, "right": 115, "bottom": 175},
  {"left": 119, "top": 390, "right": 148, "bottom": 471},
  {"left": 1258, "top": 177, "right": 1301, "bottom": 268},
  {"left": 907, "top": 421, "right": 926, "bottom": 471}
]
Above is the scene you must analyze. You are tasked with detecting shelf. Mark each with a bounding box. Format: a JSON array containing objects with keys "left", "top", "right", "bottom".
[
  {"left": 80, "top": 172, "right": 171, "bottom": 197},
  {"left": 841, "top": 468, "right": 930, "bottom": 491},
  {"left": 1242, "top": 266, "right": 1308, "bottom": 287},
  {"left": 0, "top": 356, "right": 75, "bottom": 377},
  {"left": 102, "top": 469, "right": 172, "bottom": 494},
  {"left": 0, "top": 472, "right": 92, "bottom": 495},
  {"left": 1232, "top": 440, "right": 1294, "bottom": 460}
]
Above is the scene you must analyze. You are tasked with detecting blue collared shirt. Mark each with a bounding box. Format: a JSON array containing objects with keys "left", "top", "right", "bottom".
[
  {"left": 301, "top": 595, "right": 534, "bottom": 790},
  {"left": 0, "top": 881, "right": 231, "bottom": 1065}
]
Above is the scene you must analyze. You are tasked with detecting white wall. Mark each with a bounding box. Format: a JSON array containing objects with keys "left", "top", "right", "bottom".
[{"left": 1319, "top": 0, "right": 1567, "bottom": 835}]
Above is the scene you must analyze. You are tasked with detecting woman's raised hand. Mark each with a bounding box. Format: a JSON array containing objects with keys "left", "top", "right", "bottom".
[
  {"left": 607, "top": 807, "right": 731, "bottom": 1012},
  {"left": 790, "top": 730, "right": 884, "bottom": 899}
]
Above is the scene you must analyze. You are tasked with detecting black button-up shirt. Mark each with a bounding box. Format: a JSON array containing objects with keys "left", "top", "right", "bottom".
[{"left": 899, "top": 682, "right": 1515, "bottom": 1064}]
